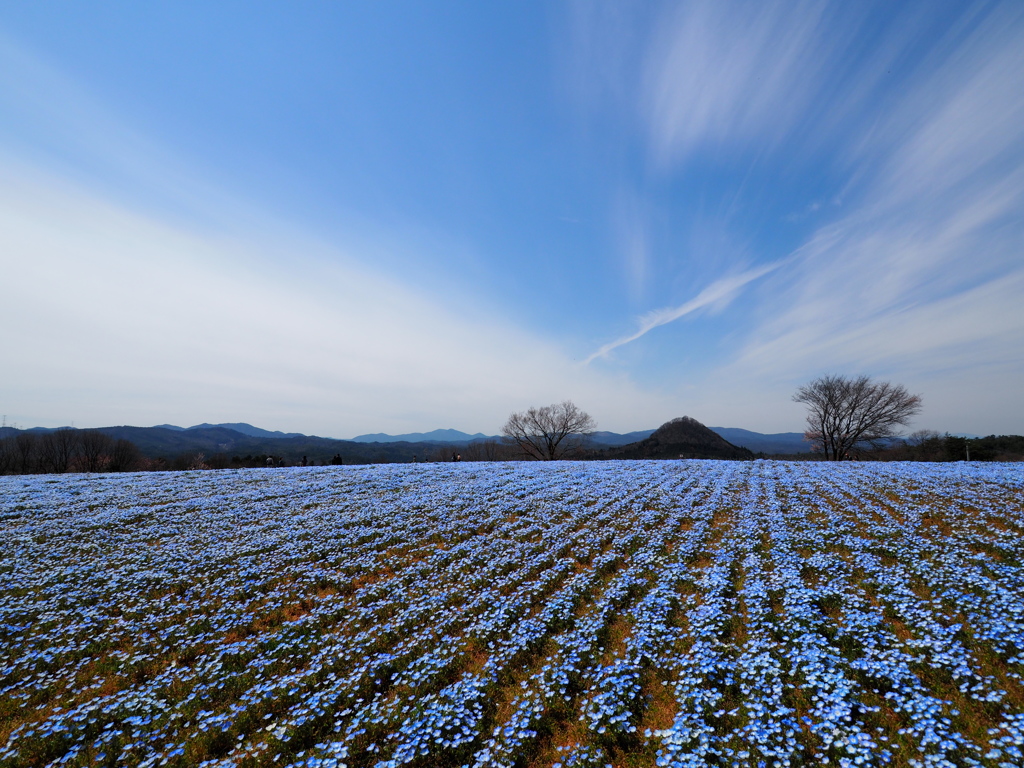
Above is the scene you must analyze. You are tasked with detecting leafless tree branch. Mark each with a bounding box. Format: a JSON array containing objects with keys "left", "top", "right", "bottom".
[
  {"left": 794, "top": 374, "right": 922, "bottom": 460},
  {"left": 501, "top": 400, "right": 597, "bottom": 460}
]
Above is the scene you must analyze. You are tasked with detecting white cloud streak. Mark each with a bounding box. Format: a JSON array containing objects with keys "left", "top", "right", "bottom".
[{"left": 584, "top": 260, "right": 785, "bottom": 364}]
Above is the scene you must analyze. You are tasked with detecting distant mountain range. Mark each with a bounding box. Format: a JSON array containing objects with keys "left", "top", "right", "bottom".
[
  {"left": 350, "top": 425, "right": 813, "bottom": 454},
  {"left": 3, "top": 421, "right": 985, "bottom": 456},
  {"left": 350, "top": 428, "right": 494, "bottom": 443},
  {"left": 4, "top": 421, "right": 1014, "bottom": 468},
  {"left": 142, "top": 423, "right": 813, "bottom": 452},
  {"left": 708, "top": 427, "right": 811, "bottom": 455},
  {"left": 149, "top": 424, "right": 497, "bottom": 444},
  {"left": 153, "top": 423, "right": 307, "bottom": 439},
  {"left": 0, "top": 421, "right": 813, "bottom": 456},
  {"left": 589, "top": 429, "right": 657, "bottom": 446}
]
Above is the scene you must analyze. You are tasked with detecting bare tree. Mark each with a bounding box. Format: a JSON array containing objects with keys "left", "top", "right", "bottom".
[
  {"left": 425, "top": 444, "right": 454, "bottom": 462},
  {"left": 109, "top": 438, "right": 141, "bottom": 472},
  {"left": 460, "top": 439, "right": 517, "bottom": 462},
  {"left": 501, "top": 400, "right": 597, "bottom": 460},
  {"left": 906, "top": 429, "right": 940, "bottom": 447},
  {"left": 80, "top": 430, "right": 114, "bottom": 472},
  {"left": 15, "top": 432, "right": 37, "bottom": 473},
  {"left": 0, "top": 437, "right": 14, "bottom": 474},
  {"left": 460, "top": 441, "right": 484, "bottom": 462},
  {"left": 794, "top": 375, "right": 922, "bottom": 461},
  {"left": 39, "top": 428, "right": 80, "bottom": 473},
  {"left": 480, "top": 439, "right": 515, "bottom": 461}
]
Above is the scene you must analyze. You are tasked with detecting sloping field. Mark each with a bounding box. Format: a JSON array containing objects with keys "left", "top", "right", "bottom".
[{"left": 1, "top": 461, "right": 1023, "bottom": 768}]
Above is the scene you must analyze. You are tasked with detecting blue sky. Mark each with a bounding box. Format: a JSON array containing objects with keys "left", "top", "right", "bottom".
[{"left": 2, "top": 1, "right": 1022, "bottom": 438}]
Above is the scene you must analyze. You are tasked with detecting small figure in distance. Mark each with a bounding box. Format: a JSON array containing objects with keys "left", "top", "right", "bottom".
[
  {"left": 301, "top": 455, "right": 308, "bottom": 467},
  {"left": 266, "top": 456, "right": 273, "bottom": 467},
  {"left": 456, "top": 453, "right": 462, "bottom": 462},
  {"left": 452, "top": 451, "right": 457, "bottom": 462}
]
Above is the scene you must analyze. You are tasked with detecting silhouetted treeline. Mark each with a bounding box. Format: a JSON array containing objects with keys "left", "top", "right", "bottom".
[
  {"left": 0, "top": 429, "right": 143, "bottom": 474},
  {"left": 872, "top": 432, "right": 1024, "bottom": 462},
  {"left": 169, "top": 442, "right": 519, "bottom": 469},
  {"left": 0, "top": 427, "right": 523, "bottom": 475},
  {"left": 762, "top": 432, "right": 1024, "bottom": 462}
]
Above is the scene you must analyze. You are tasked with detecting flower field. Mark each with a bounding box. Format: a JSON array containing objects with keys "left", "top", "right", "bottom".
[{"left": 2, "top": 461, "right": 1023, "bottom": 768}]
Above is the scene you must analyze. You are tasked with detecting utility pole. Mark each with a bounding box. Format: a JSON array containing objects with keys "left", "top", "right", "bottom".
[{"left": 966, "top": 444, "right": 970, "bottom": 461}]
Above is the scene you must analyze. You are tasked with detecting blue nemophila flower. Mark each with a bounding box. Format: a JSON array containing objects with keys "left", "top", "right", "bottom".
[{"left": 1, "top": 461, "right": 1021, "bottom": 766}]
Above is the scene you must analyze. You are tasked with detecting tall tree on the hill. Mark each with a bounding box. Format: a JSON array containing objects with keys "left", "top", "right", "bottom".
[
  {"left": 0, "top": 436, "right": 14, "bottom": 474},
  {"left": 15, "top": 432, "right": 37, "bottom": 473},
  {"left": 794, "top": 375, "right": 922, "bottom": 460},
  {"left": 80, "top": 430, "right": 114, "bottom": 472},
  {"left": 109, "top": 438, "right": 142, "bottom": 472},
  {"left": 39, "top": 428, "right": 80, "bottom": 473},
  {"left": 501, "top": 400, "right": 596, "bottom": 460}
]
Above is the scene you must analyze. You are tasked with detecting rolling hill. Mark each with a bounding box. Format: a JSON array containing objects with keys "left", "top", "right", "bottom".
[{"left": 594, "top": 417, "right": 755, "bottom": 460}]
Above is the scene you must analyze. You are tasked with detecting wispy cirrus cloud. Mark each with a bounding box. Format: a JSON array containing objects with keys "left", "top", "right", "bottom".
[
  {"left": 584, "top": 259, "right": 785, "bottom": 364},
  {"left": 642, "top": 0, "right": 839, "bottom": 166},
  {"left": 712, "top": 3, "right": 1024, "bottom": 431},
  {"left": 578, "top": 1, "right": 1024, "bottom": 433},
  {"left": 638, "top": 1, "right": 929, "bottom": 168}
]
